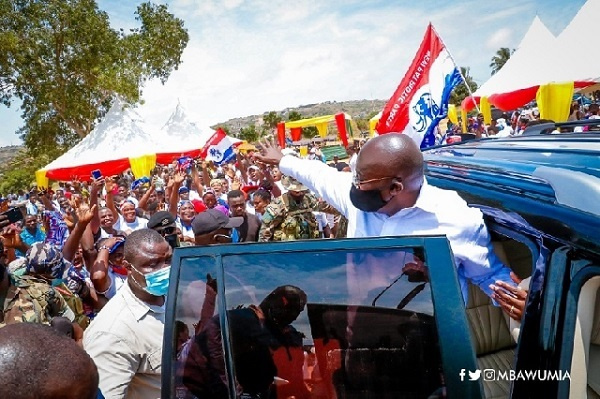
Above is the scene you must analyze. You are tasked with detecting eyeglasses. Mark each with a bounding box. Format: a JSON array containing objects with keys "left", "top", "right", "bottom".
[
  {"left": 213, "top": 233, "right": 232, "bottom": 243},
  {"left": 352, "top": 174, "right": 399, "bottom": 189},
  {"left": 157, "top": 226, "right": 176, "bottom": 236}
]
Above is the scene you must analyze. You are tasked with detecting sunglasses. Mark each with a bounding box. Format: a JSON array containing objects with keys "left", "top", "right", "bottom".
[{"left": 157, "top": 226, "right": 176, "bottom": 236}]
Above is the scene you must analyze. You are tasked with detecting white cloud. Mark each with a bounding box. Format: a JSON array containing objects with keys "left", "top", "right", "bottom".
[
  {"left": 486, "top": 28, "right": 513, "bottom": 50},
  {"left": 0, "top": 0, "right": 589, "bottom": 146}
]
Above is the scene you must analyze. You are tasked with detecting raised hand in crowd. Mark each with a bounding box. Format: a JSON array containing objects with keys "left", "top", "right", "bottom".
[{"left": 254, "top": 137, "right": 284, "bottom": 166}]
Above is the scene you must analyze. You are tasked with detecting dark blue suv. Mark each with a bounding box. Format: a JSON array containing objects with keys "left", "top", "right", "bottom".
[{"left": 162, "top": 130, "right": 600, "bottom": 398}]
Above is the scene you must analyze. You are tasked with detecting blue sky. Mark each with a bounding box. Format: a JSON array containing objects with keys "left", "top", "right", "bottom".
[{"left": 0, "top": 0, "right": 587, "bottom": 147}]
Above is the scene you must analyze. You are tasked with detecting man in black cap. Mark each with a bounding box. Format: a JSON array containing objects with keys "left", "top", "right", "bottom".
[
  {"left": 147, "top": 210, "right": 179, "bottom": 249},
  {"left": 192, "top": 208, "right": 244, "bottom": 245}
]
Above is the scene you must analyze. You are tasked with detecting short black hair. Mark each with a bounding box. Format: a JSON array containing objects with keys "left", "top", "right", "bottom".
[
  {"left": 253, "top": 189, "right": 271, "bottom": 202},
  {"left": 227, "top": 190, "right": 244, "bottom": 200},
  {"left": 124, "top": 229, "right": 166, "bottom": 263},
  {"left": 0, "top": 323, "right": 98, "bottom": 399}
]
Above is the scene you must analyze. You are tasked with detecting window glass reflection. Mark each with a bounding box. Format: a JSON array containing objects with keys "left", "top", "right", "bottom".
[{"left": 170, "top": 248, "right": 446, "bottom": 399}]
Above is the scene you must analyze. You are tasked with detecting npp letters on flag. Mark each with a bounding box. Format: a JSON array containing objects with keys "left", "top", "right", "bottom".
[
  {"left": 376, "top": 23, "right": 462, "bottom": 149},
  {"left": 200, "top": 128, "right": 241, "bottom": 165}
]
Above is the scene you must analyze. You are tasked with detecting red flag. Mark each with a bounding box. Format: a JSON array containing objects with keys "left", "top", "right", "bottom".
[
  {"left": 277, "top": 122, "right": 286, "bottom": 148},
  {"left": 376, "top": 23, "right": 461, "bottom": 149},
  {"left": 290, "top": 127, "right": 302, "bottom": 142},
  {"left": 334, "top": 113, "right": 349, "bottom": 147}
]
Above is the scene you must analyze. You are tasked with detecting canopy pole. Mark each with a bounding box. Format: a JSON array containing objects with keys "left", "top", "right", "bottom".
[{"left": 431, "top": 24, "right": 480, "bottom": 114}]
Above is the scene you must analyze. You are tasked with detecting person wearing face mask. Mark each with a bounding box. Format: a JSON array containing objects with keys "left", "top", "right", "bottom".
[
  {"left": 254, "top": 135, "right": 517, "bottom": 306},
  {"left": 83, "top": 228, "right": 172, "bottom": 399}
]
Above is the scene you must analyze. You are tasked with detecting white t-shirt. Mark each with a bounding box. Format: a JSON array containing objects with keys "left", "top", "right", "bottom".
[
  {"left": 175, "top": 216, "right": 195, "bottom": 240},
  {"left": 114, "top": 214, "right": 148, "bottom": 235},
  {"left": 101, "top": 268, "right": 127, "bottom": 300}
]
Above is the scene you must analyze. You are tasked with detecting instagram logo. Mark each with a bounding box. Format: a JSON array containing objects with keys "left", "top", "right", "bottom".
[{"left": 484, "top": 369, "right": 496, "bottom": 381}]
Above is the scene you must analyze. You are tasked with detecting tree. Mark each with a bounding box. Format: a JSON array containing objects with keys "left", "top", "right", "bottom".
[
  {"left": 262, "top": 111, "right": 281, "bottom": 130},
  {"left": 239, "top": 124, "right": 259, "bottom": 143},
  {"left": 450, "top": 67, "right": 479, "bottom": 107},
  {"left": 0, "top": 0, "right": 189, "bottom": 157},
  {"left": 489, "top": 47, "right": 514, "bottom": 75}
]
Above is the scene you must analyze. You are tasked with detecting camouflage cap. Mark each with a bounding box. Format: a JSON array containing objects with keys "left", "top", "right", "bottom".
[
  {"left": 281, "top": 176, "right": 309, "bottom": 192},
  {"left": 25, "top": 242, "right": 66, "bottom": 279}
]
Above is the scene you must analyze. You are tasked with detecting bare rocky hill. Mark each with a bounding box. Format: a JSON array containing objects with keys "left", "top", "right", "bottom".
[
  {"left": 0, "top": 145, "right": 22, "bottom": 165},
  {"left": 213, "top": 99, "right": 387, "bottom": 133}
]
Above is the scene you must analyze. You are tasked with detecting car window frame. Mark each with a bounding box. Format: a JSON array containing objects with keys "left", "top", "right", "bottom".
[
  {"left": 558, "top": 263, "right": 600, "bottom": 398},
  {"left": 162, "top": 235, "right": 484, "bottom": 399}
]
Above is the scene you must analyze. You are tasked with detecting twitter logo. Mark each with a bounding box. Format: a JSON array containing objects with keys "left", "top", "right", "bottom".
[{"left": 469, "top": 370, "right": 481, "bottom": 381}]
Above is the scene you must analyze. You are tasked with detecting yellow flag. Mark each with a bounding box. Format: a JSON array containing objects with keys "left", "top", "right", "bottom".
[
  {"left": 480, "top": 97, "right": 492, "bottom": 125},
  {"left": 35, "top": 169, "right": 48, "bottom": 190},
  {"left": 129, "top": 154, "right": 157, "bottom": 179},
  {"left": 448, "top": 104, "right": 458, "bottom": 125},
  {"left": 461, "top": 108, "right": 467, "bottom": 132},
  {"left": 536, "top": 82, "right": 574, "bottom": 122}
]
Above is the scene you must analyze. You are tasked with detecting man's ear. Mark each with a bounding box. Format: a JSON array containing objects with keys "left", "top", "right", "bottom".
[{"left": 390, "top": 180, "right": 404, "bottom": 195}]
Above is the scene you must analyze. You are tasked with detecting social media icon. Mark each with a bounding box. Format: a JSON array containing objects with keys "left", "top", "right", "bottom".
[
  {"left": 469, "top": 370, "right": 481, "bottom": 381},
  {"left": 484, "top": 369, "right": 496, "bottom": 381},
  {"left": 459, "top": 369, "right": 467, "bottom": 381}
]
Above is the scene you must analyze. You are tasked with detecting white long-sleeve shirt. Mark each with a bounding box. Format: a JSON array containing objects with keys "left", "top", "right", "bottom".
[{"left": 279, "top": 155, "right": 512, "bottom": 302}]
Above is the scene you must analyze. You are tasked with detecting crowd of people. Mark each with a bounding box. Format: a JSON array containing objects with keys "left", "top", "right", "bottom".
[
  {"left": 0, "top": 130, "right": 534, "bottom": 398},
  {"left": 4, "top": 95, "right": 598, "bottom": 395},
  {"left": 0, "top": 141, "right": 366, "bottom": 398}
]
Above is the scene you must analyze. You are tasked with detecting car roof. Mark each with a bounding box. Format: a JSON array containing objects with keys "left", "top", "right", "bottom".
[{"left": 423, "top": 134, "right": 600, "bottom": 256}]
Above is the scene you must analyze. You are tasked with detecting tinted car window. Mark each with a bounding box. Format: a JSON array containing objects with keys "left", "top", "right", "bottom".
[{"left": 164, "top": 237, "right": 479, "bottom": 399}]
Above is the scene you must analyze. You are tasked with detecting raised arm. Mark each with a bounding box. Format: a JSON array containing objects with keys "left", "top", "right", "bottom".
[
  {"left": 104, "top": 178, "right": 119, "bottom": 221},
  {"left": 137, "top": 183, "right": 155, "bottom": 211},
  {"left": 168, "top": 171, "right": 186, "bottom": 217},
  {"left": 191, "top": 163, "right": 204, "bottom": 197},
  {"left": 254, "top": 139, "right": 353, "bottom": 217},
  {"left": 88, "top": 178, "right": 104, "bottom": 235},
  {"left": 63, "top": 205, "right": 97, "bottom": 263}
]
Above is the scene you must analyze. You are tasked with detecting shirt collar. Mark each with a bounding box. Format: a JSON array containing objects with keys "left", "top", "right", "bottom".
[
  {"left": 122, "top": 281, "right": 165, "bottom": 321},
  {"left": 405, "top": 178, "right": 438, "bottom": 215}
]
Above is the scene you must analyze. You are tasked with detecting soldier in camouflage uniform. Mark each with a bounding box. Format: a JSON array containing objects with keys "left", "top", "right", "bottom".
[
  {"left": 0, "top": 242, "right": 76, "bottom": 326},
  {"left": 259, "top": 177, "right": 321, "bottom": 242}
]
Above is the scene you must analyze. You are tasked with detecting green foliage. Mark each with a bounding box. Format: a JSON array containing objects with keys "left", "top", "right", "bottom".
[
  {"left": 0, "top": 149, "right": 52, "bottom": 194},
  {"left": 288, "top": 111, "right": 302, "bottom": 121},
  {"left": 239, "top": 124, "right": 259, "bottom": 143},
  {"left": 490, "top": 47, "right": 514, "bottom": 75},
  {"left": 262, "top": 111, "right": 281, "bottom": 130},
  {"left": 302, "top": 126, "right": 319, "bottom": 139},
  {"left": 450, "top": 66, "right": 479, "bottom": 107},
  {"left": 0, "top": 0, "right": 189, "bottom": 157}
]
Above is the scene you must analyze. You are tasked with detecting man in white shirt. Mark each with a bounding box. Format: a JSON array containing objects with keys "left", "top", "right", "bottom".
[
  {"left": 254, "top": 134, "right": 516, "bottom": 304},
  {"left": 84, "top": 229, "right": 172, "bottom": 399}
]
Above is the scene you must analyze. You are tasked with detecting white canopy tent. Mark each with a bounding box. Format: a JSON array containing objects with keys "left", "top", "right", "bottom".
[
  {"left": 472, "top": 16, "right": 556, "bottom": 100},
  {"left": 40, "top": 100, "right": 216, "bottom": 181}
]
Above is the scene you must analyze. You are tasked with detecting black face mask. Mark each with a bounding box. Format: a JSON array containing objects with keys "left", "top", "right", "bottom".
[
  {"left": 165, "top": 234, "right": 180, "bottom": 249},
  {"left": 349, "top": 185, "right": 389, "bottom": 212}
]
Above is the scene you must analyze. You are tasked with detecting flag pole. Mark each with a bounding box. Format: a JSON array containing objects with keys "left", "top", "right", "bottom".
[{"left": 431, "top": 24, "right": 480, "bottom": 114}]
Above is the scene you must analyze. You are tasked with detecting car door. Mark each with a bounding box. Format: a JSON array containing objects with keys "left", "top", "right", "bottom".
[{"left": 162, "top": 236, "right": 484, "bottom": 398}]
